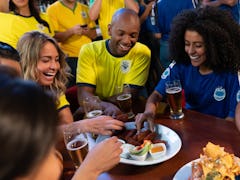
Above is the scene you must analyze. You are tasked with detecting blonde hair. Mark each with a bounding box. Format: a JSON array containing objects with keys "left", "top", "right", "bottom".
[{"left": 17, "top": 31, "right": 70, "bottom": 98}]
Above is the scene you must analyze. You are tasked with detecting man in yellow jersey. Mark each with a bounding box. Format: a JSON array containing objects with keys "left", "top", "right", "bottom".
[
  {"left": 89, "top": 0, "right": 139, "bottom": 39},
  {"left": 47, "top": 0, "right": 97, "bottom": 88},
  {"left": 77, "top": 8, "right": 151, "bottom": 117}
]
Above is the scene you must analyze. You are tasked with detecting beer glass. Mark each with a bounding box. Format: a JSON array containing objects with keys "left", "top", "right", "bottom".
[
  {"left": 63, "top": 126, "right": 88, "bottom": 169},
  {"left": 83, "top": 96, "right": 103, "bottom": 138},
  {"left": 83, "top": 96, "right": 103, "bottom": 119},
  {"left": 116, "top": 84, "right": 135, "bottom": 119},
  {"left": 165, "top": 80, "right": 184, "bottom": 119}
]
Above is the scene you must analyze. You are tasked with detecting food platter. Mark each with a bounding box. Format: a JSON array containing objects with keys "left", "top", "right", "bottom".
[{"left": 96, "top": 122, "right": 182, "bottom": 166}]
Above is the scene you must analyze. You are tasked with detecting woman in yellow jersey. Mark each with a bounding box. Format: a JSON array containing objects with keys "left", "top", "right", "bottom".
[
  {"left": 0, "top": 0, "right": 32, "bottom": 48},
  {"left": 17, "top": 31, "right": 124, "bottom": 135},
  {"left": 9, "top": 0, "right": 54, "bottom": 36},
  {"left": 17, "top": 31, "right": 71, "bottom": 125}
]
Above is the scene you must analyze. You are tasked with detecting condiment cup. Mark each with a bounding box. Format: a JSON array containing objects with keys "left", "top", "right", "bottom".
[{"left": 149, "top": 143, "right": 166, "bottom": 159}]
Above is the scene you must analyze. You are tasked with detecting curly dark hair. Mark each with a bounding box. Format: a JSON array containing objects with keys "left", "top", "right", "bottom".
[{"left": 169, "top": 6, "right": 240, "bottom": 73}]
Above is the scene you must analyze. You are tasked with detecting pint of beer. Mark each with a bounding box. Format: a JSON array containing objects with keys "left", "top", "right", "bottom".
[
  {"left": 165, "top": 80, "right": 184, "bottom": 119},
  {"left": 63, "top": 128, "right": 89, "bottom": 169},
  {"left": 117, "top": 93, "right": 135, "bottom": 119}
]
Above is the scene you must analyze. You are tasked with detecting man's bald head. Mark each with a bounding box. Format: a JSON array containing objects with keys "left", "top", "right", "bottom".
[
  {"left": 107, "top": 8, "right": 141, "bottom": 57},
  {"left": 110, "top": 8, "right": 140, "bottom": 28}
]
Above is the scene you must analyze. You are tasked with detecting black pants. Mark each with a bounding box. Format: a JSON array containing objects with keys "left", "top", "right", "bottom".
[{"left": 66, "top": 57, "right": 78, "bottom": 88}]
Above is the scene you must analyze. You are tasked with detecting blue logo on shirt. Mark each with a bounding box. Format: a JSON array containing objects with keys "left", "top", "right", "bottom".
[
  {"left": 121, "top": 60, "right": 131, "bottom": 73},
  {"left": 214, "top": 87, "right": 226, "bottom": 101},
  {"left": 161, "top": 68, "right": 170, "bottom": 79}
]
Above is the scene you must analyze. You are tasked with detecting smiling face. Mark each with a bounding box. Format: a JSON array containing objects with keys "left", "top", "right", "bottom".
[
  {"left": 108, "top": 11, "right": 140, "bottom": 57},
  {"left": 36, "top": 42, "right": 60, "bottom": 86},
  {"left": 184, "top": 30, "right": 206, "bottom": 68}
]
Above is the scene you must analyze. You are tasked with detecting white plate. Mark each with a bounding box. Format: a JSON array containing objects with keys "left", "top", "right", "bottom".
[
  {"left": 173, "top": 159, "right": 199, "bottom": 180},
  {"left": 96, "top": 122, "right": 182, "bottom": 166}
]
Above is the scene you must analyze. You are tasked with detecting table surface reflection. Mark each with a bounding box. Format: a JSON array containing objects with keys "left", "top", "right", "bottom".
[{"left": 62, "top": 109, "right": 240, "bottom": 180}]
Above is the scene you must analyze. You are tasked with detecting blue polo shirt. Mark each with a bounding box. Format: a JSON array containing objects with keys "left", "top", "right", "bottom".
[{"left": 155, "top": 62, "right": 240, "bottom": 119}]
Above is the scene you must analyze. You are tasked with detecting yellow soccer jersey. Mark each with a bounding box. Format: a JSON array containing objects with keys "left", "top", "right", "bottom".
[
  {"left": 47, "top": 1, "right": 96, "bottom": 57},
  {"left": 76, "top": 40, "right": 151, "bottom": 99},
  {"left": 0, "top": 13, "right": 32, "bottom": 48},
  {"left": 11, "top": 12, "right": 54, "bottom": 36},
  {"left": 57, "top": 94, "right": 70, "bottom": 110},
  {"left": 96, "top": 0, "right": 125, "bottom": 39}
]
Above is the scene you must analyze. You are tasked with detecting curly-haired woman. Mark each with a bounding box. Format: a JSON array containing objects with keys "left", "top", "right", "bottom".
[{"left": 136, "top": 6, "right": 240, "bottom": 131}]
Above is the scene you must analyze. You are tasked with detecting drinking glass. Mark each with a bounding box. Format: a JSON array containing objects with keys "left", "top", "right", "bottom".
[
  {"left": 116, "top": 84, "right": 135, "bottom": 119},
  {"left": 63, "top": 126, "right": 88, "bottom": 169},
  {"left": 83, "top": 96, "right": 103, "bottom": 119},
  {"left": 83, "top": 96, "right": 103, "bottom": 139},
  {"left": 165, "top": 80, "right": 184, "bottom": 119}
]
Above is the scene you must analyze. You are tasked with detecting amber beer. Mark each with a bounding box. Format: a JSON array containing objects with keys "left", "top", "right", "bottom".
[
  {"left": 66, "top": 137, "right": 88, "bottom": 169},
  {"left": 166, "top": 86, "right": 184, "bottom": 119},
  {"left": 117, "top": 93, "right": 132, "bottom": 113},
  {"left": 117, "top": 93, "right": 135, "bottom": 119}
]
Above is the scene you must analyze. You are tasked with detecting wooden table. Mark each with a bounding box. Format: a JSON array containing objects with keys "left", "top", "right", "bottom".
[{"left": 62, "top": 109, "right": 240, "bottom": 180}]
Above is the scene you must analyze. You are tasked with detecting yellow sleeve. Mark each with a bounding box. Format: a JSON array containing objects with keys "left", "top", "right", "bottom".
[{"left": 57, "top": 94, "right": 70, "bottom": 110}]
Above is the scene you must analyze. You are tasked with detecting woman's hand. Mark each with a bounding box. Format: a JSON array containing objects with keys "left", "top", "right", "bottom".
[
  {"left": 135, "top": 91, "right": 162, "bottom": 132},
  {"left": 73, "top": 136, "right": 122, "bottom": 180},
  {"left": 75, "top": 116, "right": 125, "bottom": 136},
  {"left": 135, "top": 112, "right": 155, "bottom": 132}
]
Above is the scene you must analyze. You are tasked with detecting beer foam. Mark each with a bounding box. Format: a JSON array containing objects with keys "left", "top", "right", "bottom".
[
  {"left": 166, "top": 87, "right": 181, "bottom": 94},
  {"left": 117, "top": 93, "right": 131, "bottom": 101},
  {"left": 86, "top": 110, "right": 103, "bottom": 118},
  {"left": 67, "top": 138, "right": 88, "bottom": 151}
]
